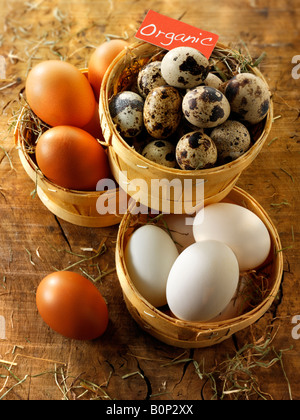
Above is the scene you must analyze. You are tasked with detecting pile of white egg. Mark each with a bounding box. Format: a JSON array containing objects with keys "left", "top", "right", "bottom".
[
  {"left": 124, "top": 202, "right": 271, "bottom": 323},
  {"left": 109, "top": 46, "right": 271, "bottom": 170}
]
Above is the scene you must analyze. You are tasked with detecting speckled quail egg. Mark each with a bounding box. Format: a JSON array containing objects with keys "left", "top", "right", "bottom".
[
  {"left": 109, "top": 91, "right": 144, "bottom": 138},
  {"left": 182, "top": 86, "right": 231, "bottom": 128},
  {"left": 137, "top": 61, "right": 168, "bottom": 98},
  {"left": 225, "top": 72, "right": 271, "bottom": 124},
  {"left": 202, "top": 72, "right": 223, "bottom": 90},
  {"left": 142, "top": 140, "right": 177, "bottom": 168},
  {"left": 186, "top": 73, "right": 223, "bottom": 92},
  {"left": 144, "top": 86, "right": 182, "bottom": 139},
  {"left": 210, "top": 120, "right": 251, "bottom": 164},
  {"left": 176, "top": 131, "right": 217, "bottom": 170},
  {"left": 161, "top": 47, "right": 209, "bottom": 89}
]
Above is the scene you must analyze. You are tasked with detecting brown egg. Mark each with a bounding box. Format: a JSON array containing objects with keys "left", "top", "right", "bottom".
[
  {"left": 36, "top": 271, "right": 109, "bottom": 340},
  {"left": 25, "top": 60, "right": 96, "bottom": 128},
  {"left": 82, "top": 105, "right": 105, "bottom": 141},
  {"left": 36, "top": 126, "right": 111, "bottom": 191},
  {"left": 88, "top": 39, "right": 129, "bottom": 102}
]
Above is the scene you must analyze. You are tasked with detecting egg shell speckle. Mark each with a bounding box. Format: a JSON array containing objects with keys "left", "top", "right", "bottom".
[
  {"left": 109, "top": 91, "right": 144, "bottom": 138},
  {"left": 137, "top": 61, "right": 167, "bottom": 98},
  {"left": 176, "top": 131, "right": 218, "bottom": 170},
  {"left": 182, "top": 86, "right": 231, "bottom": 128},
  {"left": 142, "top": 140, "right": 177, "bottom": 168},
  {"left": 144, "top": 86, "right": 182, "bottom": 139},
  {"left": 161, "top": 47, "right": 209, "bottom": 89},
  {"left": 225, "top": 72, "right": 271, "bottom": 124},
  {"left": 210, "top": 120, "right": 251, "bottom": 164}
]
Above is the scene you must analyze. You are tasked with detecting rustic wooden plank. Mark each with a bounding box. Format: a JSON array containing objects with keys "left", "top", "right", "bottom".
[{"left": 0, "top": 0, "right": 299, "bottom": 401}]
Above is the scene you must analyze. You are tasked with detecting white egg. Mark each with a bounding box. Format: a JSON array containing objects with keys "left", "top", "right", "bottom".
[
  {"left": 125, "top": 225, "right": 179, "bottom": 307},
  {"left": 166, "top": 240, "right": 239, "bottom": 322},
  {"left": 193, "top": 202, "right": 271, "bottom": 271}
]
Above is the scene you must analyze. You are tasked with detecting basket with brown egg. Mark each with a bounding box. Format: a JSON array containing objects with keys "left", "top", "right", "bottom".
[{"left": 14, "top": 61, "right": 125, "bottom": 227}]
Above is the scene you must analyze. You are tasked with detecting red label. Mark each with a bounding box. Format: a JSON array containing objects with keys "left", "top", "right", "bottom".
[{"left": 135, "top": 10, "right": 219, "bottom": 59}]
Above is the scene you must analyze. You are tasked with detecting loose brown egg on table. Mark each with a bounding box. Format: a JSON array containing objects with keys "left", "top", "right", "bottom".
[
  {"left": 182, "top": 86, "right": 231, "bottom": 128},
  {"left": 36, "top": 271, "right": 109, "bottom": 340},
  {"left": 225, "top": 72, "right": 271, "bottom": 124},
  {"left": 176, "top": 131, "right": 218, "bottom": 170},
  {"left": 35, "top": 126, "right": 111, "bottom": 191},
  {"left": 210, "top": 120, "right": 251, "bottom": 164},
  {"left": 25, "top": 60, "right": 96, "bottom": 128},
  {"left": 143, "top": 86, "right": 182, "bottom": 139}
]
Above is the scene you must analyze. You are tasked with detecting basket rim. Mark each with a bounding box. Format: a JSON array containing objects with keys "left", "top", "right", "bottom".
[
  {"left": 100, "top": 40, "right": 274, "bottom": 176},
  {"left": 116, "top": 185, "right": 283, "bottom": 334}
]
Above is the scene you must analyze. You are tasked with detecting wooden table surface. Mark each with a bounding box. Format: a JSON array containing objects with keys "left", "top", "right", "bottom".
[{"left": 0, "top": 0, "right": 299, "bottom": 401}]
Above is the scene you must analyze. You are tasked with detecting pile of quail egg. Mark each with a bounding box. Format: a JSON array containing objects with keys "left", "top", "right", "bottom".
[{"left": 109, "top": 46, "right": 271, "bottom": 170}]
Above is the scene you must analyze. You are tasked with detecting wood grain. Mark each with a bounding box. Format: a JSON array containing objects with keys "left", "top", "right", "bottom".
[{"left": 0, "top": 0, "right": 299, "bottom": 400}]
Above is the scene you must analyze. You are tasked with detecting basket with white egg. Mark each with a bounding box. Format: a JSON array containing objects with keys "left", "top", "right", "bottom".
[
  {"left": 100, "top": 41, "right": 273, "bottom": 214},
  {"left": 116, "top": 187, "right": 283, "bottom": 348},
  {"left": 14, "top": 69, "right": 123, "bottom": 228}
]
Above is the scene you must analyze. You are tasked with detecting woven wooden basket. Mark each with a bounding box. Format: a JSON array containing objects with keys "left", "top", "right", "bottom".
[
  {"left": 116, "top": 186, "right": 283, "bottom": 348},
  {"left": 14, "top": 73, "right": 123, "bottom": 228},
  {"left": 99, "top": 41, "right": 273, "bottom": 214}
]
